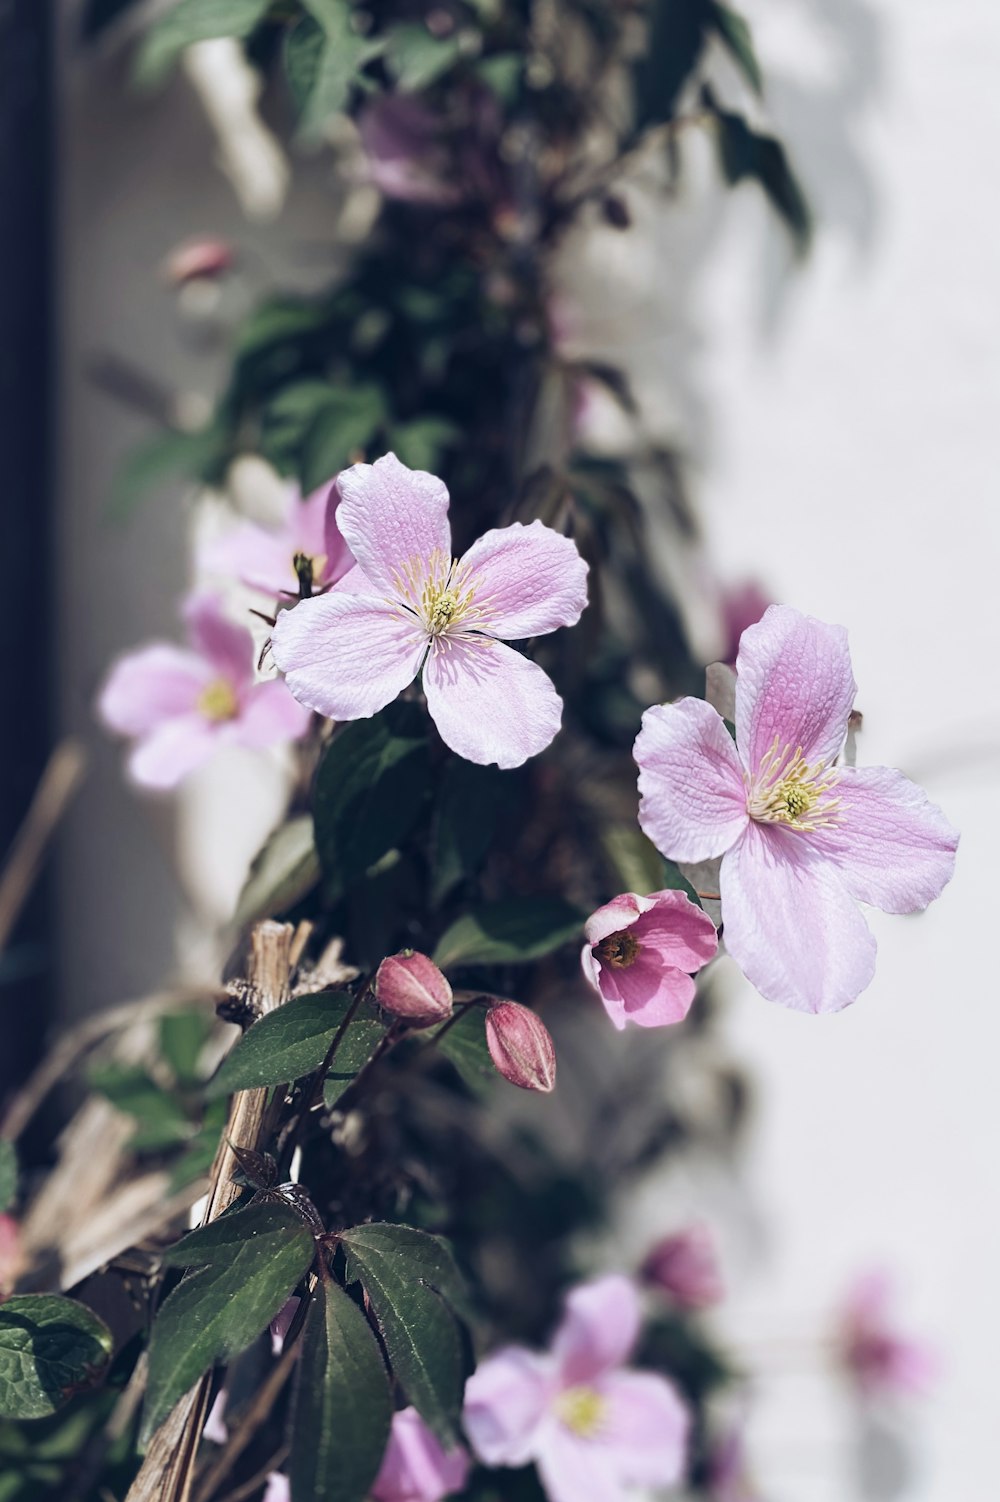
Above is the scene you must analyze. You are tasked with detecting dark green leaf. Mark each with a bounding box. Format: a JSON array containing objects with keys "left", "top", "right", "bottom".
[
  {"left": 108, "top": 425, "right": 229, "bottom": 521},
  {"left": 313, "top": 704, "right": 430, "bottom": 904},
  {"left": 431, "top": 1008, "right": 494, "bottom": 1095},
  {"left": 433, "top": 898, "right": 584, "bottom": 969},
  {"left": 289, "top": 1276, "right": 392, "bottom": 1502},
  {"left": 474, "top": 52, "right": 522, "bottom": 106},
  {"left": 143, "top": 1202, "right": 315, "bottom": 1443},
  {"left": 341, "top": 1224, "right": 470, "bottom": 1441},
  {"left": 385, "top": 24, "right": 462, "bottom": 93},
  {"left": 0, "top": 1143, "right": 17, "bottom": 1215},
  {"left": 660, "top": 859, "right": 703, "bottom": 907},
  {"left": 299, "top": 387, "right": 386, "bottom": 493},
  {"left": 88, "top": 1064, "right": 194, "bottom": 1152},
  {"left": 601, "top": 825, "right": 665, "bottom": 898},
  {"left": 430, "top": 761, "right": 508, "bottom": 906},
  {"left": 135, "top": 0, "right": 273, "bottom": 89},
  {"left": 206, "top": 992, "right": 384, "bottom": 1099},
  {"left": 631, "top": 0, "right": 712, "bottom": 136},
  {"left": 159, "top": 1010, "right": 213, "bottom": 1086},
  {"left": 0, "top": 1296, "right": 113, "bottom": 1420},
  {"left": 235, "top": 298, "right": 330, "bottom": 361},
  {"left": 234, "top": 815, "right": 321, "bottom": 929},
  {"left": 707, "top": 92, "right": 811, "bottom": 249},
  {"left": 708, "top": 2, "right": 763, "bottom": 95},
  {"left": 389, "top": 417, "right": 462, "bottom": 476},
  {"left": 285, "top": 6, "right": 385, "bottom": 134}
]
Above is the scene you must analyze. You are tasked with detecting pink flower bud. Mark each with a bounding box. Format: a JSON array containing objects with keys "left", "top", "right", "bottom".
[
  {"left": 641, "top": 1224, "right": 724, "bottom": 1309},
  {"left": 485, "top": 1001, "right": 556, "bottom": 1092},
  {"left": 162, "top": 236, "right": 236, "bottom": 286},
  {"left": 375, "top": 950, "right": 453, "bottom": 1023}
]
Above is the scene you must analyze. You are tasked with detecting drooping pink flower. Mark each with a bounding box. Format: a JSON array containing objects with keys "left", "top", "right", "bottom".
[
  {"left": 463, "top": 1274, "right": 689, "bottom": 1502},
  {"left": 372, "top": 1407, "right": 471, "bottom": 1502},
  {"left": 641, "top": 1224, "right": 724, "bottom": 1309},
  {"left": 840, "top": 1271, "right": 937, "bottom": 1399},
  {"left": 581, "top": 890, "right": 718, "bottom": 1030},
  {"left": 272, "top": 454, "right": 589, "bottom": 768},
  {"left": 98, "top": 594, "right": 310, "bottom": 790},
  {"left": 634, "top": 605, "right": 958, "bottom": 1014},
  {"left": 200, "top": 478, "right": 354, "bottom": 600}
]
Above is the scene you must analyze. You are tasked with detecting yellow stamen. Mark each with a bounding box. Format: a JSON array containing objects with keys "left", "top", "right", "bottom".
[
  {"left": 596, "top": 930, "right": 641, "bottom": 969},
  {"left": 554, "top": 1386, "right": 607, "bottom": 1438},
  {"left": 390, "top": 550, "right": 495, "bottom": 639},
  {"left": 197, "top": 678, "right": 239, "bottom": 721},
  {"left": 747, "top": 735, "right": 840, "bottom": 831}
]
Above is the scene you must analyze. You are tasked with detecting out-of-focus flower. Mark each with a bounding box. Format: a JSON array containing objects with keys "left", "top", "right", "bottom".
[
  {"left": 634, "top": 605, "right": 959, "bottom": 1013},
  {"left": 203, "top": 1390, "right": 228, "bottom": 1445},
  {"left": 376, "top": 951, "right": 454, "bottom": 1024},
  {"left": 270, "top": 1296, "right": 300, "bottom": 1356},
  {"left": 272, "top": 454, "right": 589, "bottom": 768},
  {"left": 580, "top": 890, "right": 718, "bottom": 1030},
  {"left": 485, "top": 1001, "right": 556, "bottom": 1092},
  {"left": 719, "top": 581, "right": 771, "bottom": 667},
  {"left": 0, "top": 1215, "right": 24, "bottom": 1299},
  {"left": 261, "top": 1475, "right": 290, "bottom": 1502},
  {"left": 840, "top": 1272, "right": 937, "bottom": 1399},
  {"left": 464, "top": 1274, "right": 689, "bottom": 1502},
  {"left": 358, "top": 96, "right": 462, "bottom": 206},
  {"left": 707, "top": 1413, "right": 757, "bottom": 1502},
  {"left": 372, "top": 1406, "right": 471, "bottom": 1502},
  {"left": 99, "top": 594, "right": 310, "bottom": 790},
  {"left": 641, "top": 1224, "right": 724, "bottom": 1309},
  {"left": 162, "top": 236, "right": 236, "bottom": 287},
  {"left": 200, "top": 479, "right": 354, "bottom": 600}
]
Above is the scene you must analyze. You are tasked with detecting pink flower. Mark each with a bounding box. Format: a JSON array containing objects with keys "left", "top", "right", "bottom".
[
  {"left": 463, "top": 1274, "right": 689, "bottom": 1502},
  {"left": 372, "top": 1407, "right": 471, "bottom": 1502},
  {"left": 203, "top": 1389, "right": 229, "bottom": 1444},
  {"left": 840, "top": 1271, "right": 937, "bottom": 1399},
  {"left": 581, "top": 890, "right": 718, "bottom": 1030},
  {"left": 359, "top": 96, "right": 462, "bottom": 207},
  {"left": 272, "top": 454, "right": 589, "bottom": 768},
  {"left": 634, "top": 605, "right": 958, "bottom": 1014},
  {"left": 98, "top": 594, "right": 310, "bottom": 790},
  {"left": 200, "top": 479, "right": 354, "bottom": 600},
  {"left": 261, "top": 1477, "right": 290, "bottom": 1502},
  {"left": 162, "top": 236, "right": 236, "bottom": 286},
  {"left": 641, "top": 1225, "right": 724, "bottom": 1309}
]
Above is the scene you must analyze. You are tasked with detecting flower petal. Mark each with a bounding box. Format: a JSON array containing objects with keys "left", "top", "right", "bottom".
[
  {"left": 811, "top": 765, "right": 958, "bottom": 914},
  {"left": 598, "top": 954, "right": 695, "bottom": 1030},
  {"left": 271, "top": 592, "right": 426, "bottom": 721},
  {"left": 200, "top": 517, "right": 298, "bottom": 597},
  {"left": 372, "top": 1407, "right": 470, "bottom": 1502},
  {"left": 735, "top": 605, "right": 856, "bottom": 775},
  {"left": 321, "top": 478, "right": 355, "bottom": 586},
  {"left": 127, "top": 716, "right": 218, "bottom": 790},
  {"left": 336, "top": 453, "right": 451, "bottom": 598},
  {"left": 184, "top": 594, "right": 254, "bottom": 688},
  {"left": 632, "top": 889, "right": 720, "bottom": 972},
  {"left": 231, "top": 679, "right": 311, "bottom": 747},
  {"left": 97, "top": 645, "right": 206, "bottom": 736},
  {"left": 423, "top": 639, "right": 562, "bottom": 768},
  {"left": 583, "top": 892, "right": 653, "bottom": 947},
  {"left": 597, "top": 1369, "right": 689, "bottom": 1486},
  {"left": 552, "top": 1275, "right": 641, "bottom": 1385},
  {"left": 463, "top": 1347, "right": 555, "bottom": 1467},
  {"left": 534, "top": 1425, "right": 627, "bottom": 1502},
  {"left": 635, "top": 699, "right": 748, "bottom": 863},
  {"left": 720, "top": 821, "right": 877, "bottom": 1013},
  {"left": 458, "top": 521, "right": 589, "bottom": 639}
]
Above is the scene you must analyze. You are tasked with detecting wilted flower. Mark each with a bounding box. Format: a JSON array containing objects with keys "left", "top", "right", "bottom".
[
  {"left": 464, "top": 1274, "right": 689, "bottom": 1502},
  {"left": 634, "top": 605, "right": 959, "bottom": 1013},
  {"left": 840, "top": 1271, "right": 936, "bottom": 1399},
  {"left": 581, "top": 890, "right": 718, "bottom": 1030},
  {"left": 372, "top": 1406, "right": 471, "bottom": 1502},
  {"left": 641, "top": 1224, "right": 724, "bottom": 1309},
  {"left": 376, "top": 951, "right": 453, "bottom": 1024},
  {"left": 200, "top": 478, "right": 354, "bottom": 600},
  {"left": 272, "top": 454, "right": 589, "bottom": 768},
  {"left": 99, "top": 594, "right": 310, "bottom": 790},
  {"left": 485, "top": 1001, "right": 556, "bottom": 1092}
]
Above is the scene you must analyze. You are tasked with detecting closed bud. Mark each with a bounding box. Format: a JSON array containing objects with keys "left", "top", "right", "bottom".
[
  {"left": 485, "top": 1001, "right": 556, "bottom": 1093},
  {"left": 640, "top": 1224, "right": 723, "bottom": 1309},
  {"left": 375, "top": 950, "right": 453, "bottom": 1023}
]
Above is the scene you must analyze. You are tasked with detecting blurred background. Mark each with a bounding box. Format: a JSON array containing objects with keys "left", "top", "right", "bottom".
[{"left": 0, "top": 0, "right": 996, "bottom": 1497}]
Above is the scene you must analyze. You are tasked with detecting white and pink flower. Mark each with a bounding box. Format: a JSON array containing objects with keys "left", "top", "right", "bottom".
[
  {"left": 200, "top": 478, "right": 354, "bottom": 600},
  {"left": 372, "top": 1407, "right": 470, "bottom": 1502},
  {"left": 98, "top": 594, "right": 310, "bottom": 790},
  {"left": 581, "top": 890, "right": 718, "bottom": 1030},
  {"left": 840, "top": 1271, "right": 936, "bottom": 1399},
  {"left": 634, "top": 605, "right": 958, "bottom": 1013},
  {"left": 463, "top": 1274, "right": 689, "bottom": 1502},
  {"left": 272, "top": 454, "right": 589, "bottom": 768}
]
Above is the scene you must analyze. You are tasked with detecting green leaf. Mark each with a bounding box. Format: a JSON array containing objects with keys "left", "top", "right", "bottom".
[
  {"left": 108, "top": 424, "right": 229, "bottom": 521},
  {"left": 388, "top": 417, "right": 462, "bottom": 476},
  {"left": 88, "top": 1064, "right": 194, "bottom": 1152},
  {"left": 601, "top": 825, "right": 665, "bottom": 898},
  {"left": 285, "top": 6, "right": 385, "bottom": 134},
  {"left": 385, "top": 24, "right": 462, "bottom": 93},
  {"left": 235, "top": 298, "right": 330, "bottom": 361},
  {"left": 288, "top": 1276, "right": 392, "bottom": 1502},
  {"left": 313, "top": 704, "right": 430, "bottom": 904},
  {"left": 431, "top": 1008, "right": 494, "bottom": 1095},
  {"left": 708, "top": 2, "right": 763, "bottom": 95},
  {"left": 159, "top": 1009, "right": 213, "bottom": 1086},
  {"left": 0, "top": 1143, "right": 17, "bottom": 1214},
  {"left": 341, "top": 1224, "right": 470, "bottom": 1441},
  {"left": 234, "top": 815, "right": 321, "bottom": 929},
  {"left": 143, "top": 1202, "right": 315, "bottom": 1443},
  {"left": 299, "top": 386, "right": 386, "bottom": 493},
  {"left": 474, "top": 52, "right": 522, "bottom": 106},
  {"left": 706, "top": 92, "right": 811, "bottom": 249},
  {"left": 206, "top": 991, "right": 384, "bottom": 1099},
  {"left": 135, "top": 0, "right": 273, "bottom": 89},
  {"left": 430, "top": 761, "right": 508, "bottom": 906},
  {"left": 660, "top": 859, "right": 703, "bottom": 907},
  {"left": 0, "top": 1296, "right": 113, "bottom": 1420},
  {"left": 433, "top": 897, "right": 584, "bottom": 969}
]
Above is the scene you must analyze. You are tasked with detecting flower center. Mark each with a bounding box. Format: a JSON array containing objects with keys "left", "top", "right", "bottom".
[
  {"left": 595, "top": 930, "right": 640, "bottom": 969},
  {"left": 747, "top": 736, "right": 840, "bottom": 830},
  {"left": 197, "top": 678, "right": 239, "bottom": 722},
  {"left": 393, "top": 550, "right": 494, "bottom": 640},
  {"left": 554, "top": 1385, "right": 606, "bottom": 1438}
]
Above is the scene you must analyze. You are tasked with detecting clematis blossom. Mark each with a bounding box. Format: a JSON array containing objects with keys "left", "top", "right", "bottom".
[
  {"left": 200, "top": 478, "right": 354, "bottom": 600},
  {"left": 272, "top": 454, "right": 589, "bottom": 768},
  {"left": 371, "top": 1406, "right": 471, "bottom": 1502},
  {"left": 641, "top": 1224, "right": 724, "bottom": 1309},
  {"left": 98, "top": 594, "right": 310, "bottom": 790},
  {"left": 634, "top": 605, "right": 958, "bottom": 1014},
  {"left": 463, "top": 1274, "right": 689, "bottom": 1502},
  {"left": 840, "top": 1271, "right": 936, "bottom": 1399},
  {"left": 581, "top": 889, "right": 718, "bottom": 1030}
]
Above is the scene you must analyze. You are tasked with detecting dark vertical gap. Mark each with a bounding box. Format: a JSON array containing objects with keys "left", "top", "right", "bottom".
[{"left": 0, "top": 0, "right": 55, "bottom": 1104}]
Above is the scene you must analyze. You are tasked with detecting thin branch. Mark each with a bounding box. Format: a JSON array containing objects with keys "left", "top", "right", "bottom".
[{"left": 0, "top": 739, "right": 86, "bottom": 952}]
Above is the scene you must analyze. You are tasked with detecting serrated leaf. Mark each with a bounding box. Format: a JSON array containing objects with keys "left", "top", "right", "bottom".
[
  {"left": 0, "top": 1143, "right": 17, "bottom": 1214},
  {"left": 433, "top": 898, "right": 584, "bottom": 969},
  {"left": 143, "top": 1202, "right": 315, "bottom": 1443},
  {"left": 385, "top": 24, "right": 462, "bottom": 93},
  {"left": 0, "top": 1296, "right": 113, "bottom": 1420},
  {"left": 431, "top": 1008, "right": 494, "bottom": 1095},
  {"left": 206, "top": 992, "right": 384, "bottom": 1099},
  {"left": 234, "top": 816, "right": 321, "bottom": 929},
  {"left": 708, "top": 2, "right": 763, "bottom": 95},
  {"left": 430, "top": 760, "right": 508, "bottom": 906},
  {"left": 289, "top": 1276, "right": 392, "bottom": 1502},
  {"left": 313, "top": 705, "right": 430, "bottom": 904},
  {"left": 341, "top": 1224, "right": 470, "bottom": 1441},
  {"left": 135, "top": 0, "right": 273, "bottom": 89}
]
